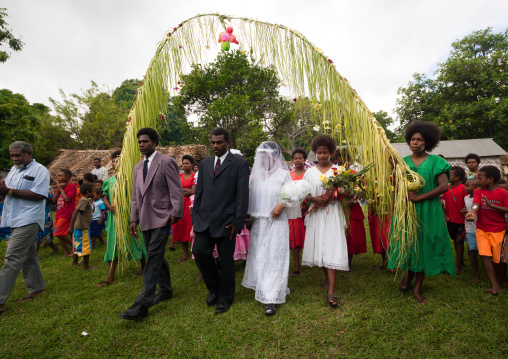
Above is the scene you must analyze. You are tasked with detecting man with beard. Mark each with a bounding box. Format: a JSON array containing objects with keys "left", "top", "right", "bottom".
[{"left": 0, "top": 141, "right": 50, "bottom": 315}]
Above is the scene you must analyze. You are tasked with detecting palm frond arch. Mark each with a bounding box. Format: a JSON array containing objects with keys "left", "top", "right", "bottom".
[{"left": 113, "top": 13, "right": 421, "bottom": 264}]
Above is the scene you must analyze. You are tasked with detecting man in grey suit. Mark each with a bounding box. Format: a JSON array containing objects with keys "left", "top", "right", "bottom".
[
  {"left": 192, "top": 128, "right": 250, "bottom": 314},
  {"left": 120, "top": 127, "right": 183, "bottom": 320}
]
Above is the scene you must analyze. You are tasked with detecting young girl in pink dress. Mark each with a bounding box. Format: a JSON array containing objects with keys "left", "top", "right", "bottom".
[{"left": 288, "top": 148, "right": 307, "bottom": 277}]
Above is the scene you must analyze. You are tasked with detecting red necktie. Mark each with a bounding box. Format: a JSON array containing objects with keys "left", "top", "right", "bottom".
[{"left": 214, "top": 158, "right": 221, "bottom": 176}]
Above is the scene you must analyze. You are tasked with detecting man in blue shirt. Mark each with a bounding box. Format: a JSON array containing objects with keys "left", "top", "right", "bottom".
[{"left": 0, "top": 141, "right": 50, "bottom": 315}]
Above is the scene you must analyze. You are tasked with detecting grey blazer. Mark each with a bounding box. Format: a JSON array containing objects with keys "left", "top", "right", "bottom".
[{"left": 130, "top": 152, "right": 184, "bottom": 232}]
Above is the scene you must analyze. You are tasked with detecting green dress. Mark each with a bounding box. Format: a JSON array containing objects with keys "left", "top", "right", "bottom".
[
  {"left": 103, "top": 176, "right": 147, "bottom": 262},
  {"left": 388, "top": 154, "right": 455, "bottom": 276}
]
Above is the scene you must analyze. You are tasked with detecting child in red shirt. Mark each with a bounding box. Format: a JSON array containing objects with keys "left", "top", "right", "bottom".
[
  {"left": 442, "top": 166, "right": 467, "bottom": 274},
  {"left": 52, "top": 169, "right": 77, "bottom": 257},
  {"left": 466, "top": 166, "right": 508, "bottom": 295}
]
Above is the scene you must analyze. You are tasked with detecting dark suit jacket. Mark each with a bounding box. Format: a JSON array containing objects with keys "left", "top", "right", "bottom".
[
  {"left": 192, "top": 152, "right": 249, "bottom": 238},
  {"left": 131, "top": 152, "right": 184, "bottom": 232}
]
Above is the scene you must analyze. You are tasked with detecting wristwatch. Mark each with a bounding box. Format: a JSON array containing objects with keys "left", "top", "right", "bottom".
[{"left": 7, "top": 188, "right": 13, "bottom": 196}]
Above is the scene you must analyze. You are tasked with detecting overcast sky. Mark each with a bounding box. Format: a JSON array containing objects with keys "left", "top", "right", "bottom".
[{"left": 1, "top": 0, "right": 507, "bottom": 120}]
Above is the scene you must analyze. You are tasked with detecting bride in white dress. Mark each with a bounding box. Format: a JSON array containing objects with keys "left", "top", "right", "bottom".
[
  {"left": 242, "top": 141, "right": 301, "bottom": 316},
  {"left": 302, "top": 135, "right": 349, "bottom": 308}
]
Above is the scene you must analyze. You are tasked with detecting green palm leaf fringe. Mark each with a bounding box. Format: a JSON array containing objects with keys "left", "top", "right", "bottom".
[{"left": 113, "top": 13, "right": 424, "bottom": 269}]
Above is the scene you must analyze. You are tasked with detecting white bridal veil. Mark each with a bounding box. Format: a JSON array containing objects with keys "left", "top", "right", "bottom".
[{"left": 248, "top": 142, "right": 309, "bottom": 219}]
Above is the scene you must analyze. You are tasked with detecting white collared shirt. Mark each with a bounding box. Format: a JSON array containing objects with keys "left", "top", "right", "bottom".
[
  {"left": 1, "top": 159, "right": 50, "bottom": 230},
  {"left": 214, "top": 150, "right": 229, "bottom": 169},
  {"left": 144, "top": 151, "right": 157, "bottom": 171}
]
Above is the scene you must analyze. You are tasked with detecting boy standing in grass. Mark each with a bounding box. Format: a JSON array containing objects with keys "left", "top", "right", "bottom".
[
  {"left": 90, "top": 189, "right": 106, "bottom": 247},
  {"left": 442, "top": 166, "right": 467, "bottom": 274},
  {"left": 461, "top": 177, "right": 480, "bottom": 281},
  {"left": 466, "top": 166, "right": 508, "bottom": 295},
  {"left": 68, "top": 183, "right": 96, "bottom": 270},
  {"left": 52, "top": 169, "right": 77, "bottom": 257}
]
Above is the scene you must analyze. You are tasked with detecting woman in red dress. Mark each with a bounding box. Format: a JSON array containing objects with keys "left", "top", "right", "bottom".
[
  {"left": 288, "top": 148, "right": 308, "bottom": 277},
  {"left": 368, "top": 206, "right": 391, "bottom": 270},
  {"left": 336, "top": 151, "right": 366, "bottom": 272},
  {"left": 172, "top": 155, "right": 196, "bottom": 262}
]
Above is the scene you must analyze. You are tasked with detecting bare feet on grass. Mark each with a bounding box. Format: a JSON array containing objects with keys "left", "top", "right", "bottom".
[{"left": 95, "top": 281, "right": 112, "bottom": 287}]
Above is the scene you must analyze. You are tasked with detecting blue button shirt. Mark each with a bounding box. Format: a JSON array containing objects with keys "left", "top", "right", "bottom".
[{"left": 1, "top": 159, "right": 50, "bottom": 230}]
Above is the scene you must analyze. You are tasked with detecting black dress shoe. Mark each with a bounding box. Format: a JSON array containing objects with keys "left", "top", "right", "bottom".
[
  {"left": 119, "top": 303, "right": 149, "bottom": 320},
  {"left": 215, "top": 302, "right": 231, "bottom": 315},
  {"left": 265, "top": 304, "right": 276, "bottom": 316},
  {"left": 206, "top": 292, "right": 219, "bottom": 306},
  {"left": 153, "top": 292, "right": 173, "bottom": 306}
]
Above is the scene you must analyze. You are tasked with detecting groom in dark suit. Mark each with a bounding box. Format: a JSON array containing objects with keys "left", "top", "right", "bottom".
[{"left": 192, "top": 128, "right": 249, "bottom": 314}]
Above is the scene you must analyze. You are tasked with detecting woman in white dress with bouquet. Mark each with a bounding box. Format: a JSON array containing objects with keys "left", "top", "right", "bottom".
[
  {"left": 242, "top": 141, "right": 308, "bottom": 316},
  {"left": 302, "top": 135, "right": 349, "bottom": 308}
]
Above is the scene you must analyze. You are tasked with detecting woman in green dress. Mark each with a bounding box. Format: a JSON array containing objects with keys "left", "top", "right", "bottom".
[
  {"left": 388, "top": 121, "right": 455, "bottom": 304},
  {"left": 96, "top": 149, "right": 147, "bottom": 287}
]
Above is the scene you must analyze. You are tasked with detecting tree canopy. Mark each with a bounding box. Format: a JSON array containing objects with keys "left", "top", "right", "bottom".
[
  {"left": 395, "top": 28, "right": 508, "bottom": 149},
  {"left": 0, "top": 90, "right": 40, "bottom": 168},
  {"left": 175, "top": 49, "right": 295, "bottom": 161},
  {"left": 0, "top": 8, "right": 23, "bottom": 63},
  {"left": 50, "top": 81, "right": 132, "bottom": 150}
]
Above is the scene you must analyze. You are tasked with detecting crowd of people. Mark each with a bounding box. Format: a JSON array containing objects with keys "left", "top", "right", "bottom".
[{"left": 0, "top": 121, "right": 507, "bottom": 317}]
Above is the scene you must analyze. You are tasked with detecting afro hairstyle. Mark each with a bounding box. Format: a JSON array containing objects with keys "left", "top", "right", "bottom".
[
  {"left": 404, "top": 120, "right": 441, "bottom": 151},
  {"left": 311, "top": 135, "right": 336, "bottom": 155}
]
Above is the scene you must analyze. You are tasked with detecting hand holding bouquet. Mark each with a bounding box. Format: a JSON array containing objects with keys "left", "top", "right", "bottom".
[{"left": 321, "top": 163, "right": 374, "bottom": 202}]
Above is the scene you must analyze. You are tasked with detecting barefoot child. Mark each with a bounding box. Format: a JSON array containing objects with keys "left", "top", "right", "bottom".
[
  {"left": 90, "top": 189, "right": 106, "bottom": 247},
  {"left": 461, "top": 177, "right": 480, "bottom": 281},
  {"left": 68, "top": 183, "right": 96, "bottom": 270},
  {"left": 442, "top": 166, "right": 467, "bottom": 274},
  {"left": 52, "top": 169, "right": 77, "bottom": 257},
  {"left": 465, "top": 166, "right": 508, "bottom": 295}
]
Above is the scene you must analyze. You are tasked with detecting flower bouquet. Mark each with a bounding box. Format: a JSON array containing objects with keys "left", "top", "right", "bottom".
[
  {"left": 321, "top": 163, "right": 374, "bottom": 202},
  {"left": 305, "top": 163, "right": 374, "bottom": 216}
]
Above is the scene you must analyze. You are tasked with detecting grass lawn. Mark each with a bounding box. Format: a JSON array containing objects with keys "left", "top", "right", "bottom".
[{"left": 0, "top": 227, "right": 507, "bottom": 358}]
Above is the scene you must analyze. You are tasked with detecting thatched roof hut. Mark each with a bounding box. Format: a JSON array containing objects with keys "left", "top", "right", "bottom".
[{"left": 47, "top": 145, "right": 210, "bottom": 178}]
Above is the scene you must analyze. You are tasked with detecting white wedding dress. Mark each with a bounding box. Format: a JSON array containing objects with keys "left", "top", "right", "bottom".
[
  {"left": 301, "top": 166, "right": 349, "bottom": 271},
  {"left": 242, "top": 167, "right": 291, "bottom": 304}
]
